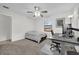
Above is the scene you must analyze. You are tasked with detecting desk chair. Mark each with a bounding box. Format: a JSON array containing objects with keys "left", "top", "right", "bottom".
[
  {"left": 50, "top": 30, "right": 61, "bottom": 53},
  {"left": 50, "top": 41, "right": 61, "bottom": 53}
]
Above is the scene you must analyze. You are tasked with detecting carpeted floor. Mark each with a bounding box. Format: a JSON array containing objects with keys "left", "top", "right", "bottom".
[
  {"left": 0, "top": 39, "right": 49, "bottom": 55},
  {"left": 0, "top": 39, "right": 76, "bottom": 55}
]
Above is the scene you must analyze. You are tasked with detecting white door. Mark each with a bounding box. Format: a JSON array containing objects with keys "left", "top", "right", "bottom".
[{"left": 0, "top": 14, "right": 11, "bottom": 41}]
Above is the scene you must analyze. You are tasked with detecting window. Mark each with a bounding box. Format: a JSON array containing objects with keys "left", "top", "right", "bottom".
[
  {"left": 44, "top": 19, "right": 52, "bottom": 32},
  {"left": 56, "top": 18, "right": 65, "bottom": 27},
  {"left": 44, "top": 25, "right": 52, "bottom": 32}
]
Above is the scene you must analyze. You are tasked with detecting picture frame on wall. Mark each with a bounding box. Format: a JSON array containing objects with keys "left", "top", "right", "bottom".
[
  {"left": 44, "top": 19, "right": 52, "bottom": 32},
  {"left": 56, "top": 18, "right": 65, "bottom": 27},
  {"left": 44, "top": 25, "right": 52, "bottom": 32}
]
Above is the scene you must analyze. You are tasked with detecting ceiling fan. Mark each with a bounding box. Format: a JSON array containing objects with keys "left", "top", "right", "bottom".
[{"left": 27, "top": 6, "right": 48, "bottom": 17}]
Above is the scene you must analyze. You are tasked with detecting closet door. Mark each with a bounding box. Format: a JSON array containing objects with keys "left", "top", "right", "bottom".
[{"left": 0, "top": 14, "right": 11, "bottom": 41}]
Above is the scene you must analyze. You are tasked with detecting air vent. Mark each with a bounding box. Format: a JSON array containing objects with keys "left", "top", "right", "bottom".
[{"left": 2, "top": 5, "right": 9, "bottom": 9}]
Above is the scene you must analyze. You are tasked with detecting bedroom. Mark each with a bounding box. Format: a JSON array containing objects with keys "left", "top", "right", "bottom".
[{"left": 0, "top": 3, "right": 79, "bottom": 55}]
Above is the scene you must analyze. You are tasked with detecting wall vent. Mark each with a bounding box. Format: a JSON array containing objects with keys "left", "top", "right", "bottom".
[{"left": 2, "top": 5, "right": 9, "bottom": 9}]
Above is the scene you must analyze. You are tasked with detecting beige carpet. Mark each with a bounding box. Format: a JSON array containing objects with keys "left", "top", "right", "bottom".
[{"left": 0, "top": 39, "right": 49, "bottom": 55}]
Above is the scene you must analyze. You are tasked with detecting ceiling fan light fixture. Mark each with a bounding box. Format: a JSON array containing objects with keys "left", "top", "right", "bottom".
[
  {"left": 34, "top": 11, "right": 40, "bottom": 17},
  {"left": 27, "top": 6, "right": 47, "bottom": 17}
]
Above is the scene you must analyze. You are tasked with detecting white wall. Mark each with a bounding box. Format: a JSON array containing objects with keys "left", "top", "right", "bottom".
[
  {"left": 72, "top": 7, "right": 79, "bottom": 38},
  {"left": 35, "top": 12, "right": 72, "bottom": 37},
  {"left": 0, "top": 9, "right": 35, "bottom": 41},
  {"left": 12, "top": 14, "right": 35, "bottom": 41},
  {"left": 0, "top": 5, "right": 79, "bottom": 41},
  {"left": 34, "top": 7, "right": 79, "bottom": 38}
]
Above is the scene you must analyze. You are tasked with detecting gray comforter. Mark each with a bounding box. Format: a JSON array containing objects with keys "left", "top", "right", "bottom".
[{"left": 25, "top": 31, "right": 47, "bottom": 43}]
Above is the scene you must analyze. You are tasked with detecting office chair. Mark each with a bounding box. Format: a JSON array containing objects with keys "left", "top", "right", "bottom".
[
  {"left": 50, "top": 41, "right": 61, "bottom": 53},
  {"left": 50, "top": 30, "right": 61, "bottom": 53}
]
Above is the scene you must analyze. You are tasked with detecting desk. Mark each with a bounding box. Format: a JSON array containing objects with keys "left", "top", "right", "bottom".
[
  {"left": 48, "top": 35, "right": 79, "bottom": 45},
  {"left": 48, "top": 34, "right": 79, "bottom": 55}
]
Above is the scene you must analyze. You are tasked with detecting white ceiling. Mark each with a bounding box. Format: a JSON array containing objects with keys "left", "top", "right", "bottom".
[{"left": 0, "top": 3, "right": 78, "bottom": 18}]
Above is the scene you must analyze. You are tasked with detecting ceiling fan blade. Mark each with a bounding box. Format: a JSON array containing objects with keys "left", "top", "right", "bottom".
[
  {"left": 27, "top": 11, "right": 33, "bottom": 13},
  {"left": 40, "top": 14, "right": 43, "bottom": 17},
  {"left": 41, "top": 10, "right": 48, "bottom": 13},
  {"left": 33, "top": 15, "right": 35, "bottom": 17}
]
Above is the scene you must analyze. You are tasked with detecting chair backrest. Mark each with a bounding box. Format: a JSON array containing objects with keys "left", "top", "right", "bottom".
[{"left": 51, "top": 30, "right": 54, "bottom": 35}]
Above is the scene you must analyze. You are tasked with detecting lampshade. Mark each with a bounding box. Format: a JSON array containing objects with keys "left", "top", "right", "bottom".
[{"left": 68, "top": 15, "right": 73, "bottom": 18}]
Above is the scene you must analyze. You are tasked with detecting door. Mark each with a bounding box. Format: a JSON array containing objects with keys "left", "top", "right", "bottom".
[{"left": 0, "top": 14, "right": 11, "bottom": 41}]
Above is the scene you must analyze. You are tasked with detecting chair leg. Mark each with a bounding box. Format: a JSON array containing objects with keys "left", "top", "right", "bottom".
[{"left": 56, "top": 48, "right": 61, "bottom": 53}]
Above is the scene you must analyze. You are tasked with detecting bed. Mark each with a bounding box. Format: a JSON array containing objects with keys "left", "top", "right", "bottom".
[{"left": 25, "top": 31, "right": 47, "bottom": 43}]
